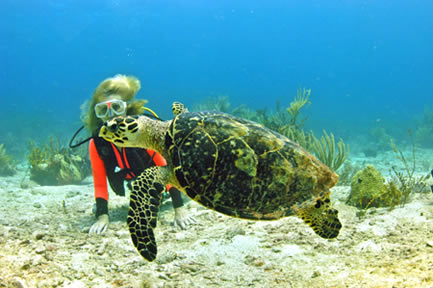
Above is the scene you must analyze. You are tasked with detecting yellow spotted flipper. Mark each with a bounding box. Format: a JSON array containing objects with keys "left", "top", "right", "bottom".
[
  {"left": 296, "top": 195, "right": 342, "bottom": 239},
  {"left": 127, "top": 166, "right": 165, "bottom": 261}
]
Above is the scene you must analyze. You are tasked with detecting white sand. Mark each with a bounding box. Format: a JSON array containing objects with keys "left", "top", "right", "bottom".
[{"left": 1, "top": 149, "right": 433, "bottom": 288}]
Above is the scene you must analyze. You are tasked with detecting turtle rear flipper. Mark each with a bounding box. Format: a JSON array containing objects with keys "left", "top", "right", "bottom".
[
  {"left": 296, "top": 196, "right": 342, "bottom": 239},
  {"left": 128, "top": 167, "right": 165, "bottom": 261}
]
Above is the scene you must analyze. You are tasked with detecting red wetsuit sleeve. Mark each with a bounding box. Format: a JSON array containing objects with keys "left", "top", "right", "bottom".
[
  {"left": 147, "top": 149, "right": 167, "bottom": 166},
  {"left": 89, "top": 139, "right": 109, "bottom": 201},
  {"left": 146, "top": 149, "right": 173, "bottom": 190}
]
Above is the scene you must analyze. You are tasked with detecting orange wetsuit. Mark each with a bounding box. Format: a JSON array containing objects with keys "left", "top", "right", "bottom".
[{"left": 89, "top": 137, "right": 181, "bottom": 217}]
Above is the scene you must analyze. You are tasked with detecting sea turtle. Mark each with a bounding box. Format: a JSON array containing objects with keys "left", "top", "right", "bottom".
[{"left": 99, "top": 102, "right": 342, "bottom": 261}]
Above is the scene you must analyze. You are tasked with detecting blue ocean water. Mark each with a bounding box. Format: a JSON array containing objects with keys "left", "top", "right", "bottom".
[{"left": 1, "top": 0, "right": 433, "bottom": 157}]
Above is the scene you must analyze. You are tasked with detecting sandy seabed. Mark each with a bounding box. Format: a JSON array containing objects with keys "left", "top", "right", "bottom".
[{"left": 1, "top": 150, "right": 433, "bottom": 288}]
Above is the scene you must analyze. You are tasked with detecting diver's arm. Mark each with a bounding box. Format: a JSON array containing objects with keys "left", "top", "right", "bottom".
[
  {"left": 89, "top": 139, "right": 110, "bottom": 234},
  {"left": 168, "top": 185, "right": 183, "bottom": 209},
  {"left": 169, "top": 186, "right": 197, "bottom": 229},
  {"left": 144, "top": 149, "right": 196, "bottom": 228},
  {"left": 146, "top": 149, "right": 167, "bottom": 166}
]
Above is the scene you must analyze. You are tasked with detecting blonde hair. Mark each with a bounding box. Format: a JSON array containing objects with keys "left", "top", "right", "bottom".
[{"left": 82, "top": 75, "right": 148, "bottom": 135}]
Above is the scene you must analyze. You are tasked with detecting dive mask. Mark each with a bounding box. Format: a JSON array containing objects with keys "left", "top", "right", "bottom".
[{"left": 94, "top": 99, "right": 127, "bottom": 119}]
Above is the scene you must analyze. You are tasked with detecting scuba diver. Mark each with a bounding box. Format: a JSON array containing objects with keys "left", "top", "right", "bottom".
[{"left": 78, "top": 74, "right": 195, "bottom": 234}]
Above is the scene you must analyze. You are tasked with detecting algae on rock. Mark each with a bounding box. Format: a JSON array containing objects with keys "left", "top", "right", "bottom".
[{"left": 27, "top": 137, "right": 90, "bottom": 185}]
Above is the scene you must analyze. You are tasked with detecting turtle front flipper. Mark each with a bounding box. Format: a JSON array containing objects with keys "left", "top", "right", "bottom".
[
  {"left": 296, "top": 195, "right": 342, "bottom": 239},
  {"left": 128, "top": 166, "right": 165, "bottom": 261}
]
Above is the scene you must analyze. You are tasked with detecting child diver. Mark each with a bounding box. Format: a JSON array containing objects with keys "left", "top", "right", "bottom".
[{"left": 82, "top": 74, "right": 195, "bottom": 234}]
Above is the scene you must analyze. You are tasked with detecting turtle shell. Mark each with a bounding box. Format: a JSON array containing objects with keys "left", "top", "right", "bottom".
[{"left": 165, "top": 111, "right": 337, "bottom": 220}]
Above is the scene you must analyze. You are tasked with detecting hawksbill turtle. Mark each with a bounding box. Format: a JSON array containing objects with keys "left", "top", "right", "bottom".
[{"left": 99, "top": 102, "right": 342, "bottom": 261}]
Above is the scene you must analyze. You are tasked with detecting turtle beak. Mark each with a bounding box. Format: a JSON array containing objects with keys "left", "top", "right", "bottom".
[
  {"left": 99, "top": 124, "right": 108, "bottom": 138},
  {"left": 107, "top": 120, "right": 119, "bottom": 133},
  {"left": 99, "top": 120, "right": 117, "bottom": 138}
]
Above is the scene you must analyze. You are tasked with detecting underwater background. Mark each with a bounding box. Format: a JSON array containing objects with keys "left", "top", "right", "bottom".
[
  {"left": 1, "top": 0, "right": 433, "bottom": 159},
  {"left": 3, "top": 1, "right": 433, "bottom": 287}
]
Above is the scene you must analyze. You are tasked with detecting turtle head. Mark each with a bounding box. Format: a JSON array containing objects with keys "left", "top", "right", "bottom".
[{"left": 99, "top": 116, "right": 141, "bottom": 147}]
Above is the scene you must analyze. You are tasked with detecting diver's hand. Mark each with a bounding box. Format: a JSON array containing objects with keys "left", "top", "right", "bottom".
[
  {"left": 89, "top": 214, "right": 109, "bottom": 234},
  {"left": 174, "top": 206, "right": 197, "bottom": 229}
]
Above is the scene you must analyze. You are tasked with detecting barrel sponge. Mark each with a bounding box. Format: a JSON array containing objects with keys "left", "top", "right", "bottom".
[{"left": 347, "top": 165, "right": 388, "bottom": 208}]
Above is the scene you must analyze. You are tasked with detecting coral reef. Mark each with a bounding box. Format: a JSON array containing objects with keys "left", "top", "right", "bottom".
[
  {"left": 28, "top": 137, "right": 90, "bottom": 185},
  {"left": 231, "top": 104, "right": 260, "bottom": 122},
  {"left": 389, "top": 131, "right": 431, "bottom": 206},
  {"left": 281, "top": 127, "right": 314, "bottom": 151},
  {"left": 256, "top": 88, "right": 349, "bottom": 172},
  {"left": 311, "top": 130, "right": 350, "bottom": 172},
  {"left": 254, "top": 87, "right": 311, "bottom": 134},
  {"left": 348, "top": 131, "right": 431, "bottom": 214},
  {"left": 286, "top": 87, "right": 311, "bottom": 128},
  {"left": 255, "top": 103, "right": 289, "bottom": 132},
  {"left": 0, "top": 144, "right": 16, "bottom": 176},
  {"left": 192, "top": 88, "right": 350, "bottom": 173}
]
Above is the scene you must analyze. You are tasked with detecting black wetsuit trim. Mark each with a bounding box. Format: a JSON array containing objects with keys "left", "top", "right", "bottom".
[{"left": 95, "top": 198, "right": 108, "bottom": 217}]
